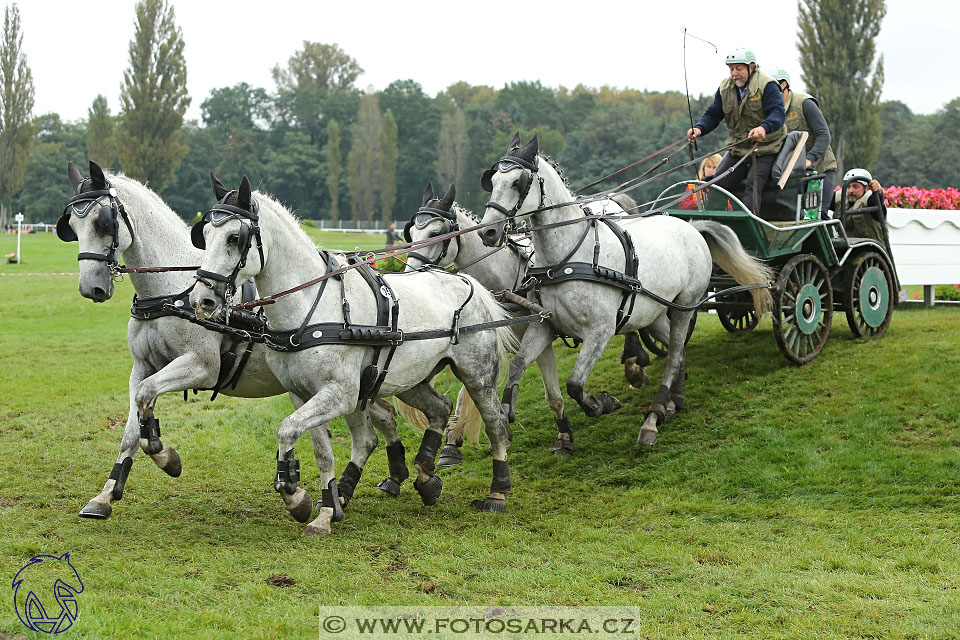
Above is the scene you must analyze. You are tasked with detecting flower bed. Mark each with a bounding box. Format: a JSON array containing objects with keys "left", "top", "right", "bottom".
[{"left": 882, "top": 186, "right": 960, "bottom": 210}]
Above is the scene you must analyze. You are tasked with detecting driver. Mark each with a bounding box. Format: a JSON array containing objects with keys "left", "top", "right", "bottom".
[
  {"left": 828, "top": 168, "right": 887, "bottom": 242},
  {"left": 686, "top": 48, "right": 786, "bottom": 214}
]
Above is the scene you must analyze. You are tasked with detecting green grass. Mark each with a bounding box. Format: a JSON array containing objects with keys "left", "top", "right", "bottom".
[{"left": 2, "top": 234, "right": 959, "bottom": 638}]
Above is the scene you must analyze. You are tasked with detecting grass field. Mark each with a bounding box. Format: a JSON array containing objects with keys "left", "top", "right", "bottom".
[{"left": 1, "top": 233, "right": 959, "bottom": 639}]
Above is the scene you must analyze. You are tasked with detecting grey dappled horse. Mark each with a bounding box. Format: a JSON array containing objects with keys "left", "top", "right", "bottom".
[
  {"left": 479, "top": 134, "right": 773, "bottom": 446},
  {"left": 60, "top": 162, "right": 402, "bottom": 523},
  {"left": 404, "top": 182, "right": 650, "bottom": 457},
  {"left": 189, "top": 177, "right": 517, "bottom": 534}
]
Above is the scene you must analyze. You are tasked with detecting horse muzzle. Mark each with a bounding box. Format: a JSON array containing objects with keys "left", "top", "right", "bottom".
[
  {"left": 189, "top": 281, "right": 225, "bottom": 319},
  {"left": 479, "top": 213, "right": 507, "bottom": 248},
  {"left": 78, "top": 267, "right": 114, "bottom": 303}
]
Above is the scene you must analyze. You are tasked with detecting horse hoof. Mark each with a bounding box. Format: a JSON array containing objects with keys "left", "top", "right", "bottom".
[
  {"left": 160, "top": 447, "right": 182, "bottom": 477},
  {"left": 78, "top": 500, "right": 112, "bottom": 519},
  {"left": 624, "top": 364, "right": 649, "bottom": 389},
  {"left": 414, "top": 475, "right": 443, "bottom": 506},
  {"left": 553, "top": 438, "right": 574, "bottom": 456},
  {"left": 472, "top": 497, "right": 506, "bottom": 513},
  {"left": 303, "top": 521, "right": 332, "bottom": 536},
  {"left": 377, "top": 477, "right": 401, "bottom": 497},
  {"left": 436, "top": 445, "right": 463, "bottom": 468},
  {"left": 286, "top": 490, "right": 313, "bottom": 523},
  {"left": 637, "top": 428, "right": 658, "bottom": 447},
  {"left": 597, "top": 392, "right": 622, "bottom": 414}
]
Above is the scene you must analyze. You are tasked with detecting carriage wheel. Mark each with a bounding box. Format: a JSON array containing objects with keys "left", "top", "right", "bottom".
[
  {"left": 638, "top": 310, "right": 698, "bottom": 357},
  {"left": 717, "top": 290, "right": 759, "bottom": 332},
  {"left": 773, "top": 254, "right": 833, "bottom": 365},
  {"left": 844, "top": 252, "right": 893, "bottom": 339}
]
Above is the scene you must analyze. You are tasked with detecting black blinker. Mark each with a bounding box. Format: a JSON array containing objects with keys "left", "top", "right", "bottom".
[
  {"left": 95, "top": 204, "right": 115, "bottom": 235},
  {"left": 237, "top": 222, "right": 252, "bottom": 254},
  {"left": 191, "top": 220, "right": 207, "bottom": 249},
  {"left": 517, "top": 170, "right": 531, "bottom": 197},
  {"left": 56, "top": 214, "right": 77, "bottom": 242},
  {"left": 403, "top": 220, "right": 413, "bottom": 243},
  {"left": 480, "top": 166, "right": 496, "bottom": 192}
]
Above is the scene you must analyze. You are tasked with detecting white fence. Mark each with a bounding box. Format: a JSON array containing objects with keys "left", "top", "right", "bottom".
[{"left": 887, "top": 208, "right": 960, "bottom": 306}]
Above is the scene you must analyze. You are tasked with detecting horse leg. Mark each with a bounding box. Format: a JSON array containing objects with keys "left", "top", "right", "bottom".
[
  {"left": 396, "top": 384, "right": 453, "bottom": 506},
  {"left": 367, "top": 398, "right": 411, "bottom": 494},
  {"left": 79, "top": 361, "right": 152, "bottom": 519},
  {"left": 638, "top": 310, "right": 692, "bottom": 446},
  {"left": 533, "top": 344, "right": 574, "bottom": 456},
  {"left": 332, "top": 409, "right": 380, "bottom": 512},
  {"left": 133, "top": 353, "right": 220, "bottom": 477},
  {"left": 455, "top": 362, "right": 512, "bottom": 513},
  {"left": 646, "top": 314, "right": 677, "bottom": 419},
  {"left": 275, "top": 385, "right": 355, "bottom": 535},
  {"left": 502, "top": 322, "right": 554, "bottom": 423},
  {"left": 621, "top": 332, "right": 650, "bottom": 389},
  {"left": 437, "top": 387, "right": 466, "bottom": 468},
  {"left": 566, "top": 330, "right": 622, "bottom": 418}
]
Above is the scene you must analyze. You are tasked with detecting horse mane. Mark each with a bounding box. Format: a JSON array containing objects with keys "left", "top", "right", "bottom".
[
  {"left": 107, "top": 173, "right": 190, "bottom": 232},
  {"left": 454, "top": 202, "right": 479, "bottom": 224}
]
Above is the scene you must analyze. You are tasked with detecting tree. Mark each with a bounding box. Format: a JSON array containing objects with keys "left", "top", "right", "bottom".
[
  {"left": 435, "top": 107, "right": 469, "bottom": 194},
  {"left": 117, "top": 0, "right": 191, "bottom": 192},
  {"left": 798, "top": 0, "right": 886, "bottom": 173},
  {"left": 346, "top": 91, "right": 380, "bottom": 221},
  {"left": 200, "top": 82, "right": 271, "bottom": 136},
  {"left": 86, "top": 95, "right": 116, "bottom": 169},
  {"left": 326, "top": 119, "right": 342, "bottom": 223},
  {"left": 12, "top": 114, "right": 85, "bottom": 224},
  {"left": 262, "top": 130, "right": 325, "bottom": 219},
  {"left": 272, "top": 42, "right": 362, "bottom": 93},
  {"left": 164, "top": 122, "right": 218, "bottom": 221},
  {"left": 378, "top": 109, "right": 398, "bottom": 223},
  {"left": 0, "top": 2, "right": 35, "bottom": 227}
]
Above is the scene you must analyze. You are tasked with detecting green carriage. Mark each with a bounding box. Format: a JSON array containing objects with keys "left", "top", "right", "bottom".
[{"left": 658, "top": 155, "right": 899, "bottom": 365}]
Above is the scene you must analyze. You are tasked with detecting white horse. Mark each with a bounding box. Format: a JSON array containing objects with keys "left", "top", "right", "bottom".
[
  {"left": 60, "top": 162, "right": 404, "bottom": 523},
  {"left": 189, "top": 176, "right": 517, "bottom": 535},
  {"left": 479, "top": 134, "right": 773, "bottom": 446},
  {"left": 404, "top": 182, "right": 652, "bottom": 457}
]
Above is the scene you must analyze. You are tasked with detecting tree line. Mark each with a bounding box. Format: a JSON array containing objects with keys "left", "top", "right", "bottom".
[{"left": 2, "top": 0, "right": 957, "bottom": 228}]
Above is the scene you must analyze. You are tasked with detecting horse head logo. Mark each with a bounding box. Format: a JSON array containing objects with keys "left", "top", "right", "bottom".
[{"left": 11, "top": 553, "right": 84, "bottom": 634}]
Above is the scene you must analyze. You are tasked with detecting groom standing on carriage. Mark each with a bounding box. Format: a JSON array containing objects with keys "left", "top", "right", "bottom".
[{"left": 686, "top": 48, "right": 786, "bottom": 215}]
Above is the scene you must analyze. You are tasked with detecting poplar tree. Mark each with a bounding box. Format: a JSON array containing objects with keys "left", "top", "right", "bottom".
[
  {"left": 326, "top": 119, "right": 342, "bottom": 223},
  {"left": 436, "top": 107, "right": 469, "bottom": 194},
  {"left": 347, "top": 91, "right": 380, "bottom": 221},
  {"left": 86, "top": 94, "right": 116, "bottom": 168},
  {"left": 0, "top": 3, "right": 34, "bottom": 227},
  {"left": 117, "top": 0, "right": 190, "bottom": 192},
  {"left": 797, "top": 0, "right": 886, "bottom": 173},
  {"left": 378, "top": 109, "right": 398, "bottom": 223}
]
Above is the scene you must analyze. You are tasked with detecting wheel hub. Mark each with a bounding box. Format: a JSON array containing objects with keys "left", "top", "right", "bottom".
[
  {"left": 796, "top": 283, "right": 822, "bottom": 335},
  {"left": 858, "top": 266, "right": 889, "bottom": 327}
]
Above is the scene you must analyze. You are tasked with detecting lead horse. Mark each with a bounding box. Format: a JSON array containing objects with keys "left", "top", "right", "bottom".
[
  {"left": 189, "top": 177, "right": 517, "bottom": 534},
  {"left": 479, "top": 134, "right": 773, "bottom": 446},
  {"left": 59, "top": 162, "right": 404, "bottom": 523}
]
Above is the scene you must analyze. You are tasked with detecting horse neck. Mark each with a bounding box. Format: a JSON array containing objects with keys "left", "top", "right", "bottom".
[
  {"left": 454, "top": 208, "right": 523, "bottom": 291},
  {"left": 114, "top": 178, "right": 200, "bottom": 298},
  {"left": 529, "top": 160, "right": 588, "bottom": 267},
  {"left": 252, "top": 200, "right": 335, "bottom": 331}
]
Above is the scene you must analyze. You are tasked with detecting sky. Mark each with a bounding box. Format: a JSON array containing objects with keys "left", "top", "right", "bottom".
[{"left": 14, "top": 0, "right": 957, "bottom": 124}]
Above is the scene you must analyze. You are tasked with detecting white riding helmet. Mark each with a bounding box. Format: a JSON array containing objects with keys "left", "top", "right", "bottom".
[
  {"left": 772, "top": 68, "right": 791, "bottom": 87},
  {"left": 844, "top": 168, "right": 872, "bottom": 186},
  {"left": 726, "top": 48, "right": 757, "bottom": 66}
]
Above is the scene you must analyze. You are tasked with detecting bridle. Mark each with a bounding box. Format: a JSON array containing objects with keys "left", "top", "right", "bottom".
[
  {"left": 190, "top": 193, "right": 263, "bottom": 297},
  {"left": 57, "top": 181, "right": 135, "bottom": 278},
  {"left": 402, "top": 205, "right": 460, "bottom": 267},
  {"left": 481, "top": 153, "right": 545, "bottom": 222}
]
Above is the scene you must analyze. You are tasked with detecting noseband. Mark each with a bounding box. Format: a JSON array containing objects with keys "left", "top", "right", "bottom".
[
  {"left": 191, "top": 195, "right": 263, "bottom": 297},
  {"left": 402, "top": 206, "right": 459, "bottom": 267},
  {"left": 481, "top": 155, "right": 544, "bottom": 219},
  {"left": 58, "top": 182, "right": 135, "bottom": 276}
]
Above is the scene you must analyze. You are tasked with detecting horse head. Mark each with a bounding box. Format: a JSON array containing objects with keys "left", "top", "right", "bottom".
[
  {"left": 403, "top": 182, "right": 459, "bottom": 271},
  {"left": 190, "top": 173, "right": 262, "bottom": 318},
  {"left": 59, "top": 160, "right": 133, "bottom": 302},
  {"left": 479, "top": 132, "right": 540, "bottom": 247}
]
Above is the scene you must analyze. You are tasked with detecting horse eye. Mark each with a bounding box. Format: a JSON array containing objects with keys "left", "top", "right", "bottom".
[
  {"left": 227, "top": 234, "right": 239, "bottom": 245},
  {"left": 512, "top": 179, "right": 520, "bottom": 189}
]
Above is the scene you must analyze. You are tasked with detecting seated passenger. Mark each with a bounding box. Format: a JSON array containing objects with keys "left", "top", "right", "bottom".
[
  {"left": 828, "top": 168, "right": 887, "bottom": 241},
  {"left": 679, "top": 154, "right": 724, "bottom": 210}
]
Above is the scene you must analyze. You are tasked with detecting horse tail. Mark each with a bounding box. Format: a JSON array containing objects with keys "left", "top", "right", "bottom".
[
  {"left": 394, "top": 386, "right": 484, "bottom": 445},
  {"left": 610, "top": 192, "right": 640, "bottom": 214},
  {"left": 691, "top": 220, "right": 774, "bottom": 315}
]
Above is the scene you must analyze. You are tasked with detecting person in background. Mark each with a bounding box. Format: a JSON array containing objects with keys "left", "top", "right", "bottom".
[
  {"left": 828, "top": 168, "right": 887, "bottom": 242},
  {"left": 686, "top": 48, "right": 786, "bottom": 214},
  {"left": 679, "top": 154, "right": 723, "bottom": 210},
  {"left": 772, "top": 68, "right": 837, "bottom": 219},
  {"left": 385, "top": 221, "right": 397, "bottom": 247}
]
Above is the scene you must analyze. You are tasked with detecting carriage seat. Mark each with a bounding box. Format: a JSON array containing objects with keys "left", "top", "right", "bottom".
[{"left": 757, "top": 132, "right": 813, "bottom": 222}]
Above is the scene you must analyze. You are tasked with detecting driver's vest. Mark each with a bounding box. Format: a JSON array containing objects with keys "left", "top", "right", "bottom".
[
  {"left": 785, "top": 91, "right": 838, "bottom": 173},
  {"left": 720, "top": 70, "right": 786, "bottom": 157},
  {"left": 833, "top": 190, "right": 885, "bottom": 241}
]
